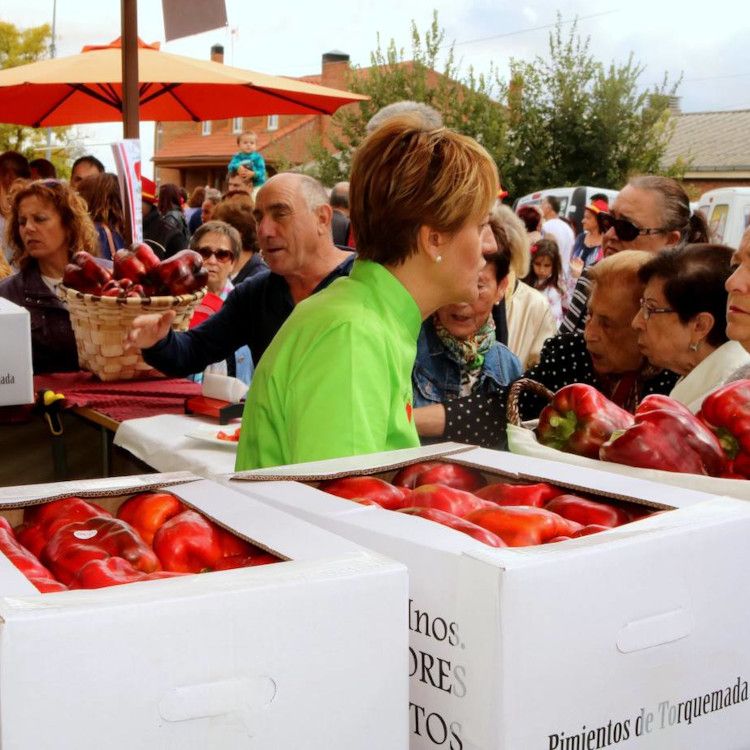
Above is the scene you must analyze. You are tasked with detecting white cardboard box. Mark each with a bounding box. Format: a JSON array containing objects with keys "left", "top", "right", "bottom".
[
  {"left": 0, "top": 471, "right": 409, "bottom": 750},
  {"left": 0, "top": 298, "right": 33, "bottom": 406},
  {"left": 228, "top": 445, "right": 750, "bottom": 750}
]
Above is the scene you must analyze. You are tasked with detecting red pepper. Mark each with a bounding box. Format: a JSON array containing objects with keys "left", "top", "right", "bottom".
[
  {"left": 71, "top": 557, "right": 186, "bottom": 589},
  {"left": 698, "top": 380, "right": 750, "bottom": 477},
  {"left": 18, "top": 497, "right": 111, "bottom": 557},
  {"left": 0, "top": 523, "right": 58, "bottom": 586},
  {"left": 398, "top": 507, "right": 506, "bottom": 547},
  {"left": 391, "top": 462, "right": 487, "bottom": 492},
  {"left": 476, "top": 481, "right": 563, "bottom": 507},
  {"left": 318, "top": 476, "right": 408, "bottom": 510},
  {"left": 152, "top": 510, "right": 224, "bottom": 573},
  {"left": 215, "top": 525, "right": 255, "bottom": 558},
  {"left": 62, "top": 251, "right": 112, "bottom": 294},
  {"left": 464, "top": 506, "right": 582, "bottom": 547},
  {"left": 407, "top": 484, "right": 493, "bottom": 518},
  {"left": 544, "top": 494, "right": 630, "bottom": 528},
  {"left": 536, "top": 384, "right": 634, "bottom": 459},
  {"left": 29, "top": 577, "right": 68, "bottom": 592},
  {"left": 116, "top": 491, "right": 187, "bottom": 546},
  {"left": 42, "top": 516, "right": 160, "bottom": 585},
  {"left": 601, "top": 394, "right": 725, "bottom": 476},
  {"left": 572, "top": 524, "right": 610, "bottom": 538}
]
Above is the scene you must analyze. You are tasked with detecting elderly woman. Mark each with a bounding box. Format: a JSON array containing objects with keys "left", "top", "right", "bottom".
[
  {"left": 0, "top": 180, "right": 99, "bottom": 373},
  {"left": 414, "top": 251, "right": 679, "bottom": 447},
  {"left": 722, "top": 228, "right": 750, "bottom": 379},
  {"left": 188, "top": 220, "right": 253, "bottom": 384},
  {"left": 413, "top": 250, "right": 522, "bottom": 407},
  {"left": 632, "top": 243, "right": 748, "bottom": 412},
  {"left": 493, "top": 205, "right": 557, "bottom": 368},
  {"left": 237, "top": 118, "right": 499, "bottom": 469}
]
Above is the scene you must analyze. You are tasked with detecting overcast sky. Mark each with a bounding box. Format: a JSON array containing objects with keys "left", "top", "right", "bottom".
[{"left": 3, "top": 0, "right": 748, "bottom": 176}]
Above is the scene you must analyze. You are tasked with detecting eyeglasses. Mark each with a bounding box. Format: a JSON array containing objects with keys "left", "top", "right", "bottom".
[
  {"left": 639, "top": 298, "right": 675, "bottom": 321},
  {"left": 195, "top": 246, "right": 234, "bottom": 262},
  {"left": 598, "top": 212, "right": 668, "bottom": 242}
]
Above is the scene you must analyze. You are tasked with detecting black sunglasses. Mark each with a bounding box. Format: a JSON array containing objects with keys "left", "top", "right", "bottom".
[
  {"left": 196, "top": 246, "right": 234, "bottom": 262},
  {"left": 598, "top": 212, "right": 668, "bottom": 242}
]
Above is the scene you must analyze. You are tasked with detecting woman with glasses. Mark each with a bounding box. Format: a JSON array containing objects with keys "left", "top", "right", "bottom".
[
  {"left": 632, "top": 243, "right": 747, "bottom": 412},
  {"left": 187, "top": 220, "right": 253, "bottom": 385},
  {"left": 0, "top": 179, "right": 99, "bottom": 373}
]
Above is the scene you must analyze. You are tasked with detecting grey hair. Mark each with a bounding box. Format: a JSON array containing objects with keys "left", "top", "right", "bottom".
[
  {"left": 365, "top": 100, "right": 443, "bottom": 134},
  {"left": 297, "top": 174, "right": 329, "bottom": 211},
  {"left": 190, "top": 219, "right": 241, "bottom": 261},
  {"left": 204, "top": 188, "right": 222, "bottom": 206},
  {"left": 330, "top": 181, "right": 349, "bottom": 209}
]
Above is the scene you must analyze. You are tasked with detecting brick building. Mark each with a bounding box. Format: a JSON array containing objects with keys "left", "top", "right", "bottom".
[{"left": 153, "top": 46, "right": 354, "bottom": 191}]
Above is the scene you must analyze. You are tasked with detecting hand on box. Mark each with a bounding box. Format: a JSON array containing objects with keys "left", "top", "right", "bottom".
[{"left": 126, "top": 311, "right": 176, "bottom": 351}]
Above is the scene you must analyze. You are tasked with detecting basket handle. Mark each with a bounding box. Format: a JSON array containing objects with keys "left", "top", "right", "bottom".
[{"left": 506, "top": 378, "right": 555, "bottom": 427}]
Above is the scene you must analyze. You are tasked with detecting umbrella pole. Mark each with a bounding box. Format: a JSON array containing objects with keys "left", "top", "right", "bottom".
[{"left": 121, "top": 0, "right": 140, "bottom": 140}]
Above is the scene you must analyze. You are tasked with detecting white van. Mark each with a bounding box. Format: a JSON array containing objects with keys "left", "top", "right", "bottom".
[
  {"left": 513, "top": 186, "right": 619, "bottom": 235},
  {"left": 698, "top": 187, "right": 750, "bottom": 248}
]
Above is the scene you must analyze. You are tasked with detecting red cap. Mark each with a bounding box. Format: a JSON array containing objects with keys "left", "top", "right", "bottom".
[
  {"left": 141, "top": 176, "right": 156, "bottom": 205},
  {"left": 585, "top": 198, "right": 608, "bottom": 214},
  {"left": 497, "top": 184, "right": 509, "bottom": 200}
]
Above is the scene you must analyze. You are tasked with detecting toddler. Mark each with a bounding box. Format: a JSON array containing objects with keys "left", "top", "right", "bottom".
[
  {"left": 523, "top": 238, "right": 567, "bottom": 327},
  {"left": 227, "top": 131, "right": 267, "bottom": 188}
]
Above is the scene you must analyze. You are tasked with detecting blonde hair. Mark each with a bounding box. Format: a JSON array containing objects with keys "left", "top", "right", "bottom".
[
  {"left": 490, "top": 204, "right": 530, "bottom": 278},
  {"left": 0, "top": 253, "right": 11, "bottom": 280},
  {"left": 588, "top": 250, "right": 652, "bottom": 307},
  {"left": 350, "top": 116, "right": 498, "bottom": 265}
]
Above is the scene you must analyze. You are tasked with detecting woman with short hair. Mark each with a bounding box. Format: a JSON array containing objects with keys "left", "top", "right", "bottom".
[
  {"left": 237, "top": 117, "right": 499, "bottom": 468},
  {"left": 632, "top": 243, "right": 748, "bottom": 412}
]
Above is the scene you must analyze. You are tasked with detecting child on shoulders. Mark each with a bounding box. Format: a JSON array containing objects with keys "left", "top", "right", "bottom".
[{"left": 227, "top": 131, "right": 267, "bottom": 188}]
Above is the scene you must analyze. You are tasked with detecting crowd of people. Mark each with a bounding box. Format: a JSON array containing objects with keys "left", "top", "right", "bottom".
[{"left": 1, "top": 103, "right": 748, "bottom": 471}]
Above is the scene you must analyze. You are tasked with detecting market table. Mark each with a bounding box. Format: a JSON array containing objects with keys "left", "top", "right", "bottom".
[
  {"left": 0, "top": 371, "right": 204, "bottom": 486},
  {"left": 114, "top": 413, "right": 239, "bottom": 479}
]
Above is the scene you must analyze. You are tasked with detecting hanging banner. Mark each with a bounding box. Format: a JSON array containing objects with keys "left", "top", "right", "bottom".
[{"left": 112, "top": 139, "right": 142, "bottom": 245}]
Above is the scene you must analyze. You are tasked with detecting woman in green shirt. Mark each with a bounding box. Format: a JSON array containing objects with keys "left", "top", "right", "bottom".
[{"left": 236, "top": 117, "right": 499, "bottom": 470}]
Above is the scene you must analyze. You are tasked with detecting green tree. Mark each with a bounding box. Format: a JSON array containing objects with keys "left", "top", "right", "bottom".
[
  {"left": 504, "top": 17, "right": 683, "bottom": 196},
  {"left": 308, "top": 12, "right": 508, "bottom": 186},
  {"left": 0, "top": 20, "right": 79, "bottom": 177}
]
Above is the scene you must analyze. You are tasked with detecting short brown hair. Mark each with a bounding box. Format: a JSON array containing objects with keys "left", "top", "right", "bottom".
[
  {"left": 213, "top": 196, "right": 257, "bottom": 252},
  {"left": 6, "top": 180, "right": 99, "bottom": 269},
  {"left": 349, "top": 117, "right": 498, "bottom": 265}
]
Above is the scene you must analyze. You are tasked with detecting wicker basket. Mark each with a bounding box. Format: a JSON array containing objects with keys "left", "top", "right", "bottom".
[{"left": 58, "top": 285, "right": 206, "bottom": 381}]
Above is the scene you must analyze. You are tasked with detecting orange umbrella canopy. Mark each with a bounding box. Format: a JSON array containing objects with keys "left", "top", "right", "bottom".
[{"left": 0, "top": 37, "right": 368, "bottom": 127}]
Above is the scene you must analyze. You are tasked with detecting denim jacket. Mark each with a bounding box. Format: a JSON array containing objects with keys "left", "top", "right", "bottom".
[{"left": 412, "top": 318, "right": 523, "bottom": 407}]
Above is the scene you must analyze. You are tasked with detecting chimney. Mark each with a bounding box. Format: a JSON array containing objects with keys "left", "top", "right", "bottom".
[
  {"left": 321, "top": 50, "right": 350, "bottom": 90},
  {"left": 211, "top": 44, "right": 224, "bottom": 64}
]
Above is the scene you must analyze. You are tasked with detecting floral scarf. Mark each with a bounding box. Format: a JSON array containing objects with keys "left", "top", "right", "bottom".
[{"left": 434, "top": 315, "right": 496, "bottom": 396}]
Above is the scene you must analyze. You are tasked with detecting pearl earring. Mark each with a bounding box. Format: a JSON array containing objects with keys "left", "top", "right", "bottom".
[
  {"left": 435, "top": 255, "right": 443, "bottom": 263},
  {"left": 689, "top": 341, "right": 699, "bottom": 352}
]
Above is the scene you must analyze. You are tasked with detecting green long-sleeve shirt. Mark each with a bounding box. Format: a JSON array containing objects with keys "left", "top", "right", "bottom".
[{"left": 235, "top": 259, "right": 422, "bottom": 470}]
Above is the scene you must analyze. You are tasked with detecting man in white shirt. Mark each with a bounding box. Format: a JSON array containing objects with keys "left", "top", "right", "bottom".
[{"left": 540, "top": 195, "right": 575, "bottom": 280}]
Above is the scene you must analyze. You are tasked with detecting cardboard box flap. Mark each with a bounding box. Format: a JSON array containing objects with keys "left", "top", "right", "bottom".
[
  {"left": 0, "top": 472, "right": 199, "bottom": 507},
  {"left": 232, "top": 442, "right": 474, "bottom": 481}
]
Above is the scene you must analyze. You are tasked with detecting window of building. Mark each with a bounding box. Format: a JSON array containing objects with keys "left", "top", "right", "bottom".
[
  {"left": 232, "top": 117, "right": 243, "bottom": 134},
  {"left": 202, "top": 120, "right": 212, "bottom": 136},
  {"left": 267, "top": 115, "right": 279, "bottom": 131}
]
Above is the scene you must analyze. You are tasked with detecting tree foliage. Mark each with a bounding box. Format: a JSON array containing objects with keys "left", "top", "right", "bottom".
[
  {"left": 503, "top": 17, "right": 683, "bottom": 196},
  {"left": 0, "top": 20, "right": 78, "bottom": 177},
  {"left": 308, "top": 12, "right": 508, "bottom": 186},
  {"left": 309, "top": 13, "right": 685, "bottom": 198}
]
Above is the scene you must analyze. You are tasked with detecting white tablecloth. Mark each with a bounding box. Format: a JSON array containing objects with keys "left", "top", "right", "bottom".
[{"left": 114, "top": 413, "right": 238, "bottom": 479}]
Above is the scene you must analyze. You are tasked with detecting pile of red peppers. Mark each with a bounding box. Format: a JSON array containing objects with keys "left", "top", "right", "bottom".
[
  {"left": 3, "top": 491, "right": 279, "bottom": 593},
  {"left": 536, "top": 381, "right": 750, "bottom": 479},
  {"left": 319, "top": 460, "right": 653, "bottom": 548}
]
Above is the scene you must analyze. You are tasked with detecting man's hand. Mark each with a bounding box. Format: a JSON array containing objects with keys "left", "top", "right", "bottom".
[{"left": 126, "top": 311, "right": 176, "bottom": 351}]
